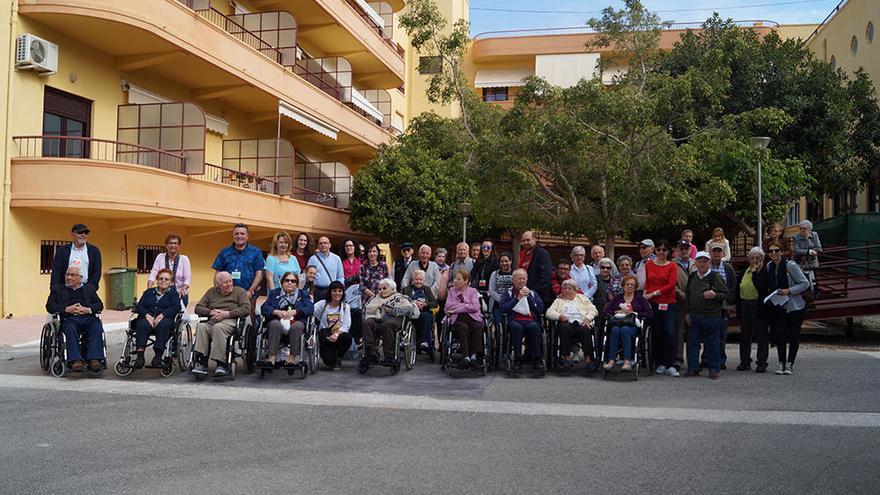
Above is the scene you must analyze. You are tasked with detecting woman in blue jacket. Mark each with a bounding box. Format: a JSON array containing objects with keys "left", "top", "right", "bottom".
[
  {"left": 260, "top": 271, "right": 314, "bottom": 366},
  {"left": 134, "top": 268, "right": 181, "bottom": 369}
]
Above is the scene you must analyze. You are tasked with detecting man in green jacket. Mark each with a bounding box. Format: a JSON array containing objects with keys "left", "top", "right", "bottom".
[
  {"left": 684, "top": 251, "right": 728, "bottom": 379},
  {"left": 192, "top": 271, "right": 251, "bottom": 377}
]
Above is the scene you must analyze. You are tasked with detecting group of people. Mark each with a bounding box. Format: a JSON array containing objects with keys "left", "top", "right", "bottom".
[{"left": 46, "top": 219, "right": 823, "bottom": 380}]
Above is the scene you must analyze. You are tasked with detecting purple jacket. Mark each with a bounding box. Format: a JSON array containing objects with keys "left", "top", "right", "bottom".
[
  {"left": 445, "top": 285, "right": 482, "bottom": 324},
  {"left": 603, "top": 293, "right": 653, "bottom": 320}
]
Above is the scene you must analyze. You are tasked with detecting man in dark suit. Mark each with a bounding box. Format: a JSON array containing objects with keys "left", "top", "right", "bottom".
[
  {"left": 518, "top": 230, "right": 553, "bottom": 308},
  {"left": 51, "top": 223, "right": 102, "bottom": 290},
  {"left": 45, "top": 266, "right": 105, "bottom": 372}
]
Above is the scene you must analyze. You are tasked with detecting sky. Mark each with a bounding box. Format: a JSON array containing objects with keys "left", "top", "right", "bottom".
[{"left": 468, "top": 0, "right": 845, "bottom": 35}]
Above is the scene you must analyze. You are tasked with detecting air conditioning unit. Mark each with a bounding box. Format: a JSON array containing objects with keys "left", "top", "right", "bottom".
[{"left": 15, "top": 34, "right": 58, "bottom": 75}]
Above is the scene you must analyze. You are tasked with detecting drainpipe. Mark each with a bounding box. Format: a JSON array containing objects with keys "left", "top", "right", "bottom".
[{"left": 1, "top": 1, "right": 19, "bottom": 317}]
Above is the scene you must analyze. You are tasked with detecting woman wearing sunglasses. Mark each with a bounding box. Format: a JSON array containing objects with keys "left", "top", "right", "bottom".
[
  {"left": 471, "top": 240, "right": 499, "bottom": 301},
  {"left": 641, "top": 239, "right": 680, "bottom": 377},
  {"left": 764, "top": 240, "right": 810, "bottom": 375},
  {"left": 260, "top": 271, "right": 314, "bottom": 366}
]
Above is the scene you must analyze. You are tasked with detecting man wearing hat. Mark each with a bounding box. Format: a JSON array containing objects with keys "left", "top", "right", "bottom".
[
  {"left": 51, "top": 223, "right": 102, "bottom": 290},
  {"left": 393, "top": 242, "right": 415, "bottom": 291},
  {"left": 684, "top": 251, "right": 728, "bottom": 379},
  {"left": 633, "top": 239, "right": 655, "bottom": 277},
  {"left": 706, "top": 240, "right": 738, "bottom": 369}
]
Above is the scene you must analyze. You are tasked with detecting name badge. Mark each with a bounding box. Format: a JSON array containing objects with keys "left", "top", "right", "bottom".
[
  {"left": 479, "top": 280, "right": 487, "bottom": 287},
  {"left": 231, "top": 270, "right": 242, "bottom": 280},
  {"left": 658, "top": 303, "right": 669, "bottom": 311}
]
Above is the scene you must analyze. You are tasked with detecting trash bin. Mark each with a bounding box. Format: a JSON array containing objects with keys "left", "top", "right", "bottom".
[{"left": 107, "top": 267, "right": 138, "bottom": 311}]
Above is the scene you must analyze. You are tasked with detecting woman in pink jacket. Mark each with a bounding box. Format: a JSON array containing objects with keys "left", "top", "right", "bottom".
[{"left": 444, "top": 269, "right": 484, "bottom": 370}]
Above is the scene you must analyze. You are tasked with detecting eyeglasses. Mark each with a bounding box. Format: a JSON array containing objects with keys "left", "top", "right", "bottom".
[
  {"left": 768, "top": 248, "right": 782, "bottom": 253},
  {"left": 481, "top": 245, "right": 492, "bottom": 250},
  {"left": 656, "top": 248, "right": 668, "bottom": 252},
  {"left": 157, "top": 277, "right": 172, "bottom": 282},
  {"left": 283, "top": 278, "right": 298, "bottom": 283},
  {"left": 600, "top": 266, "right": 612, "bottom": 270}
]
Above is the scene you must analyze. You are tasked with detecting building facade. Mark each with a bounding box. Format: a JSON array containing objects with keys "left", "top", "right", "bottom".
[{"left": 0, "top": 0, "right": 407, "bottom": 316}]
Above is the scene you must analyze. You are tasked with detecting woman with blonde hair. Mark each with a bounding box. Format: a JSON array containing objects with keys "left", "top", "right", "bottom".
[
  {"left": 264, "top": 231, "right": 300, "bottom": 291},
  {"left": 705, "top": 227, "right": 731, "bottom": 262}
]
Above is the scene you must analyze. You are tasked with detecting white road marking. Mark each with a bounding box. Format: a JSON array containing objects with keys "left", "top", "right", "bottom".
[
  {"left": 1, "top": 373, "right": 879, "bottom": 428},
  {"left": 858, "top": 351, "right": 880, "bottom": 360}
]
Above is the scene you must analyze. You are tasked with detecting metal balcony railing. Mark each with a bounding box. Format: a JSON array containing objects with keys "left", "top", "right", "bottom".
[
  {"left": 12, "top": 135, "right": 186, "bottom": 172},
  {"left": 472, "top": 20, "right": 780, "bottom": 40},
  {"left": 194, "top": 163, "right": 280, "bottom": 194}
]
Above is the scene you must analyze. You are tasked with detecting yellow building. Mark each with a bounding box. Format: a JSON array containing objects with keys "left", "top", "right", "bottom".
[
  {"left": 802, "top": 0, "right": 880, "bottom": 219},
  {"left": 0, "top": 0, "right": 407, "bottom": 316}
]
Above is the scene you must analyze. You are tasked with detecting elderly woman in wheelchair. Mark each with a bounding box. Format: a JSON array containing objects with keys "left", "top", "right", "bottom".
[{"left": 132, "top": 268, "right": 181, "bottom": 369}]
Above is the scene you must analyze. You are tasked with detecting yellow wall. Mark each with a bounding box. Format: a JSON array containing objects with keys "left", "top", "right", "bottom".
[{"left": 807, "top": 0, "right": 879, "bottom": 81}]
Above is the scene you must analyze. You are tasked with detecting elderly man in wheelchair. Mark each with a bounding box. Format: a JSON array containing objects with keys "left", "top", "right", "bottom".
[
  {"left": 192, "top": 271, "right": 252, "bottom": 377},
  {"left": 45, "top": 266, "right": 105, "bottom": 374}
]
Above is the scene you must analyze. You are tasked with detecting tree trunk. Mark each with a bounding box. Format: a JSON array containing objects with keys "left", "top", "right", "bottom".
[
  {"left": 604, "top": 237, "right": 616, "bottom": 261},
  {"left": 510, "top": 229, "right": 521, "bottom": 267}
]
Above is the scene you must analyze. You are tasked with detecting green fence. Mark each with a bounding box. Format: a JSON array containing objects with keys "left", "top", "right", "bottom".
[{"left": 813, "top": 213, "right": 880, "bottom": 280}]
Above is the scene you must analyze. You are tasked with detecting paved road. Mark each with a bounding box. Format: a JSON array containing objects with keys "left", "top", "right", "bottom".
[{"left": 1, "top": 341, "right": 879, "bottom": 494}]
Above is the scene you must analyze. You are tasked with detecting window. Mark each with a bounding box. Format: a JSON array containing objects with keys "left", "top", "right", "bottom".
[
  {"left": 786, "top": 203, "right": 801, "bottom": 226},
  {"left": 832, "top": 190, "right": 858, "bottom": 216},
  {"left": 137, "top": 245, "right": 164, "bottom": 273},
  {"left": 851, "top": 35, "right": 859, "bottom": 55},
  {"left": 43, "top": 87, "right": 92, "bottom": 158},
  {"left": 868, "top": 179, "right": 879, "bottom": 212},
  {"left": 40, "top": 240, "right": 67, "bottom": 274},
  {"left": 867, "top": 21, "right": 874, "bottom": 43},
  {"left": 830, "top": 55, "right": 837, "bottom": 71},
  {"left": 482, "top": 87, "right": 509, "bottom": 102},
  {"left": 418, "top": 56, "right": 442, "bottom": 75}
]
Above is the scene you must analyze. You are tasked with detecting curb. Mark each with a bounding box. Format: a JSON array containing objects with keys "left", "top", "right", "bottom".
[{"left": 9, "top": 314, "right": 201, "bottom": 349}]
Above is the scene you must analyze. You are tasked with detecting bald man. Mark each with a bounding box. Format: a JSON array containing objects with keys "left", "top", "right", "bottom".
[
  {"left": 192, "top": 271, "right": 251, "bottom": 377},
  {"left": 307, "top": 236, "right": 344, "bottom": 301},
  {"left": 519, "top": 231, "right": 553, "bottom": 307}
]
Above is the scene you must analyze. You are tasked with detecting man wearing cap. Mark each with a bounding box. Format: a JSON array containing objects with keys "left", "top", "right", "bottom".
[
  {"left": 46, "top": 265, "right": 106, "bottom": 372},
  {"left": 51, "top": 223, "right": 102, "bottom": 290},
  {"left": 706, "top": 241, "right": 738, "bottom": 369},
  {"left": 393, "top": 242, "right": 415, "bottom": 291},
  {"left": 673, "top": 240, "right": 697, "bottom": 370},
  {"left": 684, "top": 251, "right": 728, "bottom": 379},
  {"left": 633, "top": 239, "right": 655, "bottom": 278}
]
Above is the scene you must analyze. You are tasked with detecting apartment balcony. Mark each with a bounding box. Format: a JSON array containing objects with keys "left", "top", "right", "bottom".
[
  {"left": 18, "top": 0, "right": 396, "bottom": 159},
  {"left": 11, "top": 135, "right": 357, "bottom": 236}
]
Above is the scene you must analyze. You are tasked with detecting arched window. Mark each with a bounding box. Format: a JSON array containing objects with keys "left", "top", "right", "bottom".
[
  {"left": 867, "top": 21, "right": 874, "bottom": 43},
  {"left": 830, "top": 55, "right": 837, "bottom": 70},
  {"left": 850, "top": 35, "right": 859, "bottom": 55}
]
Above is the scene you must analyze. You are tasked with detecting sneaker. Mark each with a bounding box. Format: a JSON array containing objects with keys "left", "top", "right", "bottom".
[
  {"left": 736, "top": 362, "right": 751, "bottom": 371},
  {"left": 655, "top": 365, "right": 667, "bottom": 375},
  {"left": 192, "top": 363, "right": 208, "bottom": 375},
  {"left": 419, "top": 342, "right": 430, "bottom": 353},
  {"left": 775, "top": 362, "right": 785, "bottom": 375},
  {"left": 213, "top": 365, "right": 228, "bottom": 377},
  {"left": 684, "top": 370, "right": 700, "bottom": 377},
  {"left": 666, "top": 367, "right": 680, "bottom": 377},
  {"left": 755, "top": 364, "right": 767, "bottom": 373},
  {"left": 784, "top": 362, "right": 793, "bottom": 375},
  {"left": 462, "top": 356, "right": 472, "bottom": 368},
  {"left": 603, "top": 361, "right": 614, "bottom": 370},
  {"left": 708, "top": 370, "right": 720, "bottom": 380}
]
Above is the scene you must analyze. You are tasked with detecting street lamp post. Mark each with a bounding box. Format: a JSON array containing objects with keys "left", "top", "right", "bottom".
[
  {"left": 457, "top": 202, "right": 471, "bottom": 244},
  {"left": 750, "top": 137, "right": 772, "bottom": 243}
]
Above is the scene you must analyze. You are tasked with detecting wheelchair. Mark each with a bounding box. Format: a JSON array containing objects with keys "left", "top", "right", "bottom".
[
  {"left": 545, "top": 318, "right": 599, "bottom": 373},
  {"left": 495, "top": 313, "right": 548, "bottom": 377},
  {"left": 254, "top": 316, "right": 319, "bottom": 379},
  {"left": 599, "top": 317, "right": 652, "bottom": 380},
  {"left": 439, "top": 313, "right": 490, "bottom": 376},
  {"left": 190, "top": 314, "right": 257, "bottom": 380},
  {"left": 357, "top": 317, "right": 415, "bottom": 375},
  {"left": 39, "top": 313, "right": 108, "bottom": 378},
  {"left": 114, "top": 311, "right": 193, "bottom": 378}
]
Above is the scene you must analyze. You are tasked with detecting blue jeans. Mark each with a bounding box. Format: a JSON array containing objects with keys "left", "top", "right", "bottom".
[
  {"left": 61, "top": 315, "right": 104, "bottom": 362},
  {"left": 414, "top": 310, "right": 434, "bottom": 346},
  {"left": 688, "top": 315, "right": 721, "bottom": 372},
  {"left": 651, "top": 303, "right": 678, "bottom": 368},
  {"left": 720, "top": 315, "right": 729, "bottom": 365},
  {"left": 608, "top": 325, "right": 637, "bottom": 360},
  {"left": 492, "top": 306, "right": 504, "bottom": 329},
  {"left": 507, "top": 318, "right": 541, "bottom": 360}
]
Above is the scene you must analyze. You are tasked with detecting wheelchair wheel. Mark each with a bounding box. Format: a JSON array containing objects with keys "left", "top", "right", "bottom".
[
  {"left": 39, "top": 323, "right": 53, "bottom": 372},
  {"left": 114, "top": 360, "right": 134, "bottom": 377},
  {"left": 389, "top": 360, "right": 400, "bottom": 375},
  {"left": 307, "top": 332, "right": 319, "bottom": 375},
  {"left": 177, "top": 322, "right": 193, "bottom": 372},
  {"left": 50, "top": 356, "right": 66, "bottom": 378},
  {"left": 229, "top": 359, "right": 236, "bottom": 379},
  {"left": 244, "top": 326, "right": 257, "bottom": 374},
  {"left": 160, "top": 362, "right": 175, "bottom": 377},
  {"left": 403, "top": 327, "right": 416, "bottom": 371},
  {"left": 439, "top": 324, "right": 449, "bottom": 371},
  {"left": 299, "top": 362, "right": 308, "bottom": 380}
]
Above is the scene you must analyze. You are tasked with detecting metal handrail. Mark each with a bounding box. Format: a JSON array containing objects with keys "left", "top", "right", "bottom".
[
  {"left": 195, "top": 6, "right": 285, "bottom": 65},
  {"left": 12, "top": 135, "right": 186, "bottom": 173},
  {"left": 472, "top": 20, "right": 780, "bottom": 40},
  {"left": 194, "top": 162, "right": 279, "bottom": 194},
  {"left": 805, "top": 0, "right": 849, "bottom": 43}
]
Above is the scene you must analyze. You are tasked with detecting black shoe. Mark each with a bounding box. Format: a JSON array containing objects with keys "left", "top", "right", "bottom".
[
  {"left": 366, "top": 351, "right": 381, "bottom": 364},
  {"left": 333, "top": 360, "right": 343, "bottom": 370},
  {"left": 513, "top": 360, "right": 524, "bottom": 373},
  {"left": 720, "top": 363, "right": 727, "bottom": 370},
  {"left": 755, "top": 364, "right": 767, "bottom": 373},
  {"left": 471, "top": 358, "right": 482, "bottom": 371},
  {"left": 151, "top": 353, "right": 163, "bottom": 368},
  {"left": 133, "top": 353, "right": 145, "bottom": 369},
  {"left": 684, "top": 370, "right": 700, "bottom": 377},
  {"left": 736, "top": 362, "right": 751, "bottom": 371},
  {"left": 708, "top": 370, "right": 720, "bottom": 380},
  {"left": 532, "top": 361, "right": 545, "bottom": 372}
]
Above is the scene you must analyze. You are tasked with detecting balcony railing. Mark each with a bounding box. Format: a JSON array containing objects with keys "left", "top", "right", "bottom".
[
  {"left": 12, "top": 135, "right": 186, "bottom": 172},
  {"left": 196, "top": 6, "right": 287, "bottom": 65},
  {"left": 192, "top": 163, "right": 280, "bottom": 194},
  {"left": 472, "top": 20, "right": 781, "bottom": 40},
  {"left": 291, "top": 186, "right": 344, "bottom": 209}
]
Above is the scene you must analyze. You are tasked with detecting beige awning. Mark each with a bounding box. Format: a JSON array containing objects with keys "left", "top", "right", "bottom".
[
  {"left": 474, "top": 69, "right": 533, "bottom": 88},
  {"left": 279, "top": 100, "right": 338, "bottom": 140},
  {"left": 535, "top": 53, "right": 600, "bottom": 88}
]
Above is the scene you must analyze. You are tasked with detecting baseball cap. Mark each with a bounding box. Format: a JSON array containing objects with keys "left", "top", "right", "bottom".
[
  {"left": 708, "top": 241, "right": 725, "bottom": 251},
  {"left": 695, "top": 251, "right": 711, "bottom": 260},
  {"left": 71, "top": 223, "right": 90, "bottom": 234},
  {"left": 399, "top": 242, "right": 413, "bottom": 250},
  {"left": 638, "top": 239, "right": 654, "bottom": 248},
  {"left": 676, "top": 239, "right": 690, "bottom": 249}
]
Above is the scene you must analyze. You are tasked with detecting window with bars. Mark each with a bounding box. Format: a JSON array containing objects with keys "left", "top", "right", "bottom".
[
  {"left": 137, "top": 245, "right": 164, "bottom": 274},
  {"left": 482, "top": 87, "right": 509, "bottom": 102},
  {"left": 40, "top": 240, "right": 67, "bottom": 274}
]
